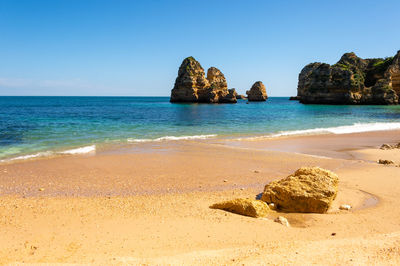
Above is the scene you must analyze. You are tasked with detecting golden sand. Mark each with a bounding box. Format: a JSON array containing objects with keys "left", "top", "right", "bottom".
[{"left": 1, "top": 131, "right": 400, "bottom": 264}]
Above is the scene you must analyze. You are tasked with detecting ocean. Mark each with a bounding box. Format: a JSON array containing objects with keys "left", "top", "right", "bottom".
[{"left": 1, "top": 96, "right": 400, "bottom": 161}]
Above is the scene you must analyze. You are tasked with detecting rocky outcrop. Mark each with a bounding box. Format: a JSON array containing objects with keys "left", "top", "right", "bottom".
[
  {"left": 170, "top": 57, "right": 209, "bottom": 103},
  {"left": 210, "top": 198, "right": 270, "bottom": 218},
  {"left": 246, "top": 81, "right": 268, "bottom": 101},
  {"left": 170, "top": 57, "right": 237, "bottom": 103},
  {"left": 220, "top": 88, "right": 237, "bottom": 103},
  {"left": 229, "top": 88, "right": 246, "bottom": 100},
  {"left": 261, "top": 167, "right": 339, "bottom": 213},
  {"left": 297, "top": 51, "right": 400, "bottom": 104}
]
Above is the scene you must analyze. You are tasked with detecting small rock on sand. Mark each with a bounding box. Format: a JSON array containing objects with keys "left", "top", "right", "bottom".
[
  {"left": 378, "top": 159, "right": 394, "bottom": 165},
  {"left": 339, "top": 204, "right": 351, "bottom": 211},
  {"left": 274, "top": 216, "right": 290, "bottom": 227},
  {"left": 380, "top": 144, "right": 393, "bottom": 150},
  {"left": 210, "top": 198, "right": 270, "bottom": 218},
  {"left": 380, "top": 143, "right": 400, "bottom": 150},
  {"left": 38, "top": 188, "right": 45, "bottom": 191}
]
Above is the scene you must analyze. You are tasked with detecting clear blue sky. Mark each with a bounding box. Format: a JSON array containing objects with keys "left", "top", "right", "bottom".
[{"left": 0, "top": 0, "right": 399, "bottom": 96}]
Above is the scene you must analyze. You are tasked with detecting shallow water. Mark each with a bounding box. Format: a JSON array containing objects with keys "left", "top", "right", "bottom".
[{"left": 1, "top": 96, "right": 400, "bottom": 160}]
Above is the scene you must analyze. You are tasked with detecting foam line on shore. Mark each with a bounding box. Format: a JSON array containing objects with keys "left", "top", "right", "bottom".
[
  {"left": 272, "top": 122, "right": 400, "bottom": 136},
  {"left": 59, "top": 145, "right": 96, "bottom": 154},
  {"left": 0, "top": 145, "right": 96, "bottom": 163},
  {"left": 232, "top": 122, "right": 400, "bottom": 141},
  {"left": 127, "top": 134, "right": 217, "bottom": 143}
]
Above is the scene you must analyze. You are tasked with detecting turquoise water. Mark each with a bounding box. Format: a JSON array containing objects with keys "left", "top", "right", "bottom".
[{"left": 1, "top": 96, "right": 400, "bottom": 160}]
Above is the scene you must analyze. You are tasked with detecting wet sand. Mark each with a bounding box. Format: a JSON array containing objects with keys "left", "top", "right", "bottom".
[{"left": 1, "top": 131, "right": 400, "bottom": 264}]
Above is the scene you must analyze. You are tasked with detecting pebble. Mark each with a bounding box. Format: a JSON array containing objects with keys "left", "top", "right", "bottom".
[
  {"left": 377, "top": 159, "right": 395, "bottom": 165},
  {"left": 274, "top": 216, "right": 290, "bottom": 227},
  {"left": 268, "top": 203, "right": 276, "bottom": 210},
  {"left": 339, "top": 204, "right": 351, "bottom": 211},
  {"left": 254, "top": 170, "right": 260, "bottom": 173},
  {"left": 38, "top": 188, "right": 45, "bottom": 192},
  {"left": 223, "top": 179, "right": 228, "bottom": 182}
]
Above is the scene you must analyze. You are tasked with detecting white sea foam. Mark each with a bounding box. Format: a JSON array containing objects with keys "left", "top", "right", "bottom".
[
  {"left": 59, "top": 145, "right": 96, "bottom": 154},
  {"left": 271, "top": 122, "right": 400, "bottom": 137},
  {"left": 2, "top": 151, "right": 54, "bottom": 162},
  {"left": 0, "top": 145, "right": 96, "bottom": 163},
  {"left": 127, "top": 134, "right": 217, "bottom": 143}
]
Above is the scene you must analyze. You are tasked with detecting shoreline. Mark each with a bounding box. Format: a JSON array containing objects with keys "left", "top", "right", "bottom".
[{"left": 2, "top": 125, "right": 400, "bottom": 165}]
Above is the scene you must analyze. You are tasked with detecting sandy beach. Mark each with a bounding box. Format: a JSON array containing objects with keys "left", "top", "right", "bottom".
[{"left": 1, "top": 130, "right": 400, "bottom": 265}]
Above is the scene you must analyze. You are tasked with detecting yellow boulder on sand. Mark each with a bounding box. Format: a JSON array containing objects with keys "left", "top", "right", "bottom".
[
  {"left": 261, "top": 167, "right": 339, "bottom": 213},
  {"left": 210, "top": 198, "right": 270, "bottom": 218}
]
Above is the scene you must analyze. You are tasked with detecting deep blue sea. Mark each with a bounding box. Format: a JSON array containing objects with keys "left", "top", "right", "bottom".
[{"left": 1, "top": 96, "right": 400, "bottom": 161}]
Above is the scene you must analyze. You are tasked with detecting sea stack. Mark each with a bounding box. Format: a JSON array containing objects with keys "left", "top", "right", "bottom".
[
  {"left": 246, "top": 81, "right": 268, "bottom": 101},
  {"left": 296, "top": 51, "right": 400, "bottom": 104},
  {"left": 170, "top": 57, "right": 237, "bottom": 103}
]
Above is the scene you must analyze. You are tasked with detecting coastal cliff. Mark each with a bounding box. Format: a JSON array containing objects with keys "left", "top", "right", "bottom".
[
  {"left": 297, "top": 51, "right": 400, "bottom": 104},
  {"left": 170, "top": 57, "right": 237, "bottom": 103}
]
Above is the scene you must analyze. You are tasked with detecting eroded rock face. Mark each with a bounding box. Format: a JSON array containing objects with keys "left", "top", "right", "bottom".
[
  {"left": 261, "top": 167, "right": 339, "bottom": 213},
  {"left": 170, "top": 57, "right": 237, "bottom": 103},
  {"left": 170, "top": 57, "right": 209, "bottom": 103},
  {"left": 246, "top": 81, "right": 268, "bottom": 101},
  {"left": 220, "top": 88, "right": 237, "bottom": 103},
  {"left": 210, "top": 198, "right": 270, "bottom": 218},
  {"left": 297, "top": 51, "right": 400, "bottom": 105}
]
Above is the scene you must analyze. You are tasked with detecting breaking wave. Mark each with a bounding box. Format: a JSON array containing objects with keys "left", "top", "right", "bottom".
[{"left": 127, "top": 134, "right": 217, "bottom": 143}]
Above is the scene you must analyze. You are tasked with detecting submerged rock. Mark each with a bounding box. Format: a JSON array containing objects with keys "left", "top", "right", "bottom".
[
  {"left": 297, "top": 51, "right": 400, "bottom": 105},
  {"left": 210, "top": 198, "right": 270, "bottom": 218},
  {"left": 261, "top": 167, "right": 339, "bottom": 213},
  {"left": 289, "top": 96, "right": 300, "bottom": 100},
  {"left": 170, "top": 57, "right": 237, "bottom": 103},
  {"left": 246, "top": 81, "right": 268, "bottom": 101}
]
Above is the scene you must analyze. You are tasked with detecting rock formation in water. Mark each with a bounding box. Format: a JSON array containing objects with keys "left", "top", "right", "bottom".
[
  {"left": 220, "top": 88, "right": 237, "bottom": 103},
  {"left": 230, "top": 88, "right": 246, "bottom": 100},
  {"left": 296, "top": 51, "right": 400, "bottom": 104},
  {"left": 170, "top": 57, "right": 237, "bottom": 103},
  {"left": 246, "top": 81, "right": 268, "bottom": 101},
  {"left": 261, "top": 167, "right": 339, "bottom": 213}
]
